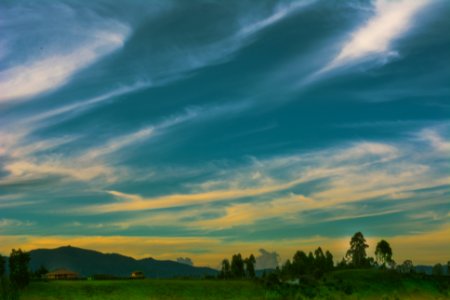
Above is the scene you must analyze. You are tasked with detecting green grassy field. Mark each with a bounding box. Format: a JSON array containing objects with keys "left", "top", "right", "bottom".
[
  {"left": 22, "top": 279, "right": 266, "bottom": 300},
  {"left": 20, "top": 271, "right": 450, "bottom": 300}
]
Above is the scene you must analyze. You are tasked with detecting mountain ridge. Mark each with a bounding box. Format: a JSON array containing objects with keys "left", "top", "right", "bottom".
[{"left": 28, "top": 245, "right": 218, "bottom": 278}]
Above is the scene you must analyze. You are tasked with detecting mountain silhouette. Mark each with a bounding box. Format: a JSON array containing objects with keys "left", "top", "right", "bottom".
[{"left": 29, "top": 246, "right": 217, "bottom": 278}]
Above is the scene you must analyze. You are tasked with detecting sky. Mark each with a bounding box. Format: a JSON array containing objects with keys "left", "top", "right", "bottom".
[{"left": 0, "top": 0, "right": 449, "bottom": 268}]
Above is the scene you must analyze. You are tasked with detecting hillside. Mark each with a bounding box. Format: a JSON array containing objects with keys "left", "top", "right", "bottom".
[{"left": 29, "top": 246, "right": 217, "bottom": 278}]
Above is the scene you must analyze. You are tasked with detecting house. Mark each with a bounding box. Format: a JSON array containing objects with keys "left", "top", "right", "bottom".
[
  {"left": 130, "top": 271, "right": 145, "bottom": 279},
  {"left": 45, "top": 268, "right": 79, "bottom": 280}
]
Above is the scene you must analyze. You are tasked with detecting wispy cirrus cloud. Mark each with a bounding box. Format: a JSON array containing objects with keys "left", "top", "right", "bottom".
[
  {"left": 25, "top": 81, "right": 151, "bottom": 126},
  {"left": 419, "top": 128, "right": 450, "bottom": 153},
  {"left": 237, "top": 0, "right": 316, "bottom": 37},
  {"left": 0, "top": 3, "right": 130, "bottom": 102},
  {"left": 321, "top": 0, "right": 430, "bottom": 73},
  {"left": 0, "top": 100, "right": 251, "bottom": 189},
  {"left": 81, "top": 127, "right": 449, "bottom": 218}
]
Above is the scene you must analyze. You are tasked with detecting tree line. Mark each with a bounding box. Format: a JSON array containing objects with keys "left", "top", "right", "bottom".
[
  {"left": 219, "top": 253, "right": 256, "bottom": 279},
  {"left": 219, "top": 231, "right": 450, "bottom": 282}
]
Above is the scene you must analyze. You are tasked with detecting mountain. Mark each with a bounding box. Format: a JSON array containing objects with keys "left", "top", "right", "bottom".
[{"left": 29, "top": 246, "right": 217, "bottom": 278}]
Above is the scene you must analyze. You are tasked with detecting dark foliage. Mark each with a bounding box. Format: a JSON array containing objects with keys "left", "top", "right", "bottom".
[
  {"left": 9, "top": 249, "right": 30, "bottom": 289},
  {"left": 244, "top": 254, "right": 256, "bottom": 278},
  {"left": 219, "top": 253, "right": 256, "bottom": 279},
  {"left": 433, "top": 263, "right": 444, "bottom": 276},
  {"left": 219, "top": 259, "right": 231, "bottom": 279},
  {"left": 231, "top": 254, "right": 245, "bottom": 278},
  {"left": 0, "top": 257, "right": 5, "bottom": 278},
  {"left": 280, "top": 246, "right": 334, "bottom": 281},
  {"left": 346, "top": 232, "right": 370, "bottom": 268},
  {"left": 375, "top": 240, "right": 393, "bottom": 267}
]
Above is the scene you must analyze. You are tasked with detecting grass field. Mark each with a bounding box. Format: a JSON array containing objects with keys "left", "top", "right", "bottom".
[
  {"left": 20, "top": 271, "right": 450, "bottom": 300},
  {"left": 22, "top": 280, "right": 266, "bottom": 300}
]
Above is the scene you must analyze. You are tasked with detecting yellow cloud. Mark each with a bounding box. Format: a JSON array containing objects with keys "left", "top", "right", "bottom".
[{"left": 85, "top": 176, "right": 318, "bottom": 213}]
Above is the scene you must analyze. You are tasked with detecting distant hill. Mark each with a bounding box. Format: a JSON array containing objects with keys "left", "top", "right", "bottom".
[{"left": 29, "top": 246, "right": 217, "bottom": 278}]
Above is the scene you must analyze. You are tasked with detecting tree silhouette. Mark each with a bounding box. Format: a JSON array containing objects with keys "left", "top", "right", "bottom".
[
  {"left": 231, "top": 254, "right": 245, "bottom": 278},
  {"left": 34, "top": 265, "right": 49, "bottom": 279},
  {"left": 292, "top": 250, "right": 308, "bottom": 277},
  {"left": 346, "top": 232, "right": 369, "bottom": 268},
  {"left": 244, "top": 254, "right": 256, "bottom": 278},
  {"left": 0, "top": 256, "right": 5, "bottom": 277},
  {"left": 398, "top": 259, "right": 414, "bottom": 274},
  {"left": 220, "top": 259, "right": 231, "bottom": 279},
  {"left": 9, "top": 248, "right": 30, "bottom": 289},
  {"left": 325, "top": 250, "right": 334, "bottom": 271},
  {"left": 375, "top": 240, "right": 393, "bottom": 267},
  {"left": 432, "top": 263, "right": 443, "bottom": 276}
]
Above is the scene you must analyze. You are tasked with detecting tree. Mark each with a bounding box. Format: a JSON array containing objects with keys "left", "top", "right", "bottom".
[
  {"left": 346, "top": 232, "right": 369, "bottom": 268},
  {"left": 0, "top": 256, "right": 5, "bottom": 277},
  {"left": 313, "top": 247, "right": 326, "bottom": 278},
  {"left": 244, "top": 254, "right": 256, "bottom": 279},
  {"left": 292, "top": 250, "right": 308, "bottom": 277},
  {"left": 325, "top": 250, "right": 334, "bottom": 271},
  {"left": 281, "top": 259, "right": 292, "bottom": 279},
  {"left": 34, "top": 265, "right": 49, "bottom": 279},
  {"left": 398, "top": 259, "right": 414, "bottom": 274},
  {"left": 447, "top": 261, "right": 450, "bottom": 277},
  {"left": 220, "top": 259, "right": 231, "bottom": 279},
  {"left": 375, "top": 240, "right": 393, "bottom": 267},
  {"left": 9, "top": 249, "right": 30, "bottom": 289},
  {"left": 337, "top": 257, "right": 347, "bottom": 269},
  {"left": 432, "top": 263, "right": 443, "bottom": 276},
  {"left": 231, "top": 254, "right": 245, "bottom": 278}
]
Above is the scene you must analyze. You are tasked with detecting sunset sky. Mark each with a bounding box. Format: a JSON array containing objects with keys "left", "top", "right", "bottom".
[{"left": 0, "top": 0, "right": 449, "bottom": 268}]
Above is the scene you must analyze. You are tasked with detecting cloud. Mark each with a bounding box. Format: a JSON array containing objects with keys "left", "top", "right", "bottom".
[
  {"left": 0, "top": 218, "right": 34, "bottom": 229},
  {"left": 4, "top": 160, "right": 115, "bottom": 183},
  {"left": 237, "top": 1, "right": 316, "bottom": 37},
  {"left": 94, "top": 179, "right": 304, "bottom": 213},
  {"left": 81, "top": 127, "right": 155, "bottom": 161},
  {"left": 419, "top": 128, "right": 450, "bottom": 153},
  {"left": 0, "top": 99, "right": 251, "bottom": 190},
  {"left": 255, "top": 249, "right": 280, "bottom": 270},
  {"left": 176, "top": 257, "right": 194, "bottom": 266},
  {"left": 322, "top": 0, "right": 430, "bottom": 72},
  {"left": 78, "top": 126, "right": 449, "bottom": 230},
  {"left": 26, "top": 81, "right": 151, "bottom": 126},
  {"left": 0, "top": 4, "right": 130, "bottom": 102}
]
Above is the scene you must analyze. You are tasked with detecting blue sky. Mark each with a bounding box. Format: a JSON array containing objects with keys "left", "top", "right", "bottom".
[{"left": 0, "top": 0, "right": 449, "bottom": 267}]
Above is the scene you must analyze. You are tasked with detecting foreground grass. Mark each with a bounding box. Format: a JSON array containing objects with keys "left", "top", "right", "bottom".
[
  {"left": 22, "top": 279, "right": 267, "bottom": 300},
  {"left": 20, "top": 270, "right": 450, "bottom": 300}
]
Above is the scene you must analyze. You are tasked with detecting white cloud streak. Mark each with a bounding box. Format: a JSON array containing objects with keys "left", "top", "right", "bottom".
[
  {"left": 0, "top": 5, "right": 130, "bottom": 102},
  {"left": 238, "top": 1, "right": 316, "bottom": 36},
  {"left": 322, "top": 0, "right": 430, "bottom": 73}
]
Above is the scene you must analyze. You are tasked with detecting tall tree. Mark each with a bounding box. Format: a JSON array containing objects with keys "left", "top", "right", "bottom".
[
  {"left": 231, "top": 254, "right": 245, "bottom": 278},
  {"left": 375, "top": 240, "right": 393, "bottom": 267},
  {"left": 346, "top": 232, "right": 369, "bottom": 268},
  {"left": 220, "top": 259, "right": 231, "bottom": 279},
  {"left": 244, "top": 254, "right": 256, "bottom": 279},
  {"left": 292, "top": 251, "right": 308, "bottom": 277},
  {"left": 9, "top": 249, "right": 30, "bottom": 289},
  {"left": 0, "top": 256, "right": 5, "bottom": 277},
  {"left": 325, "top": 250, "right": 334, "bottom": 271}
]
